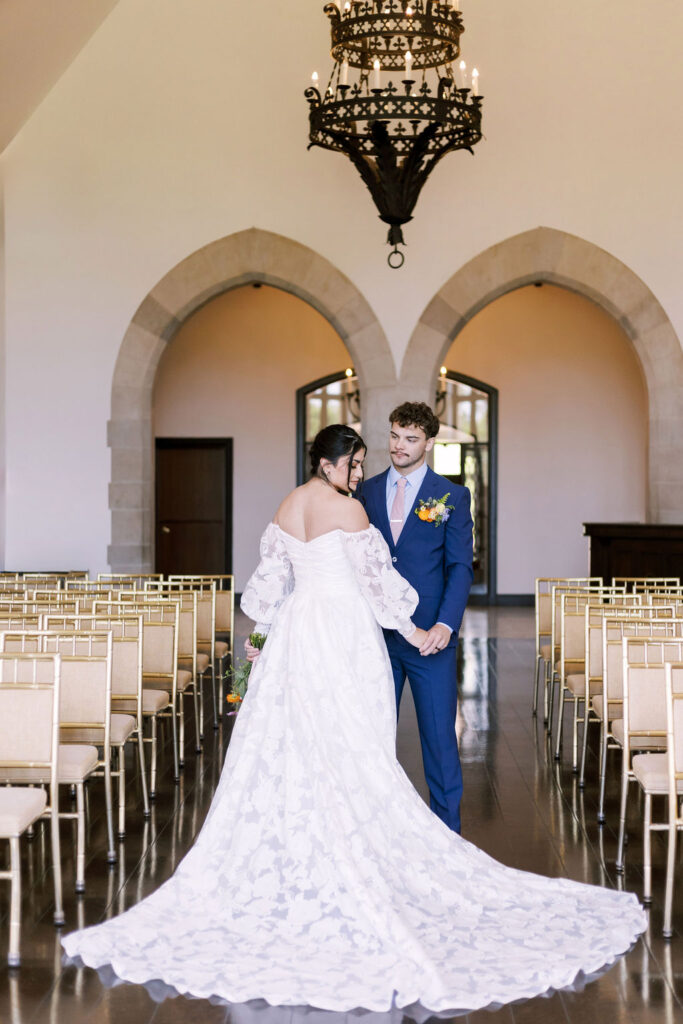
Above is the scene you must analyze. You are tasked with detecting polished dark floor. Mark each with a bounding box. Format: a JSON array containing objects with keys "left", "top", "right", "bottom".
[{"left": 0, "top": 607, "right": 681, "bottom": 1024}]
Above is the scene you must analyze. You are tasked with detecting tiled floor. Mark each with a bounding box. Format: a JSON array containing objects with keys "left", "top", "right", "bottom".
[{"left": 0, "top": 606, "right": 681, "bottom": 1023}]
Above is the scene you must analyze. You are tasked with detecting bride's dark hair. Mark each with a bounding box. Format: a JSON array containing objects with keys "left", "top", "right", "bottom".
[{"left": 309, "top": 424, "right": 367, "bottom": 493}]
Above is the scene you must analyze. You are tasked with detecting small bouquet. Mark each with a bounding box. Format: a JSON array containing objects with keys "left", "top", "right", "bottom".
[
  {"left": 415, "top": 492, "right": 455, "bottom": 527},
  {"left": 226, "top": 631, "right": 266, "bottom": 712}
]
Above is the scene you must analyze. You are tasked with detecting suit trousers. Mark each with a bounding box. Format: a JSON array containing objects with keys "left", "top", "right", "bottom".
[{"left": 386, "top": 634, "right": 463, "bottom": 834}]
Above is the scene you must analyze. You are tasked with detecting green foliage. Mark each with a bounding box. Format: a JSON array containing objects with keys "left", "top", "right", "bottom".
[{"left": 228, "top": 632, "right": 267, "bottom": 702}]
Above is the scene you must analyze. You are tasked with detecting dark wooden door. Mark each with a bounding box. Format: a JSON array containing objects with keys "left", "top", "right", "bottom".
[{"left": 155, "top": 439, "right": 232, "bottom": 575}]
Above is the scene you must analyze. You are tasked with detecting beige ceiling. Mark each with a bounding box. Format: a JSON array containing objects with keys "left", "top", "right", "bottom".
[{"left": 0, "top": 0, "right": 120, "bottom": 154}]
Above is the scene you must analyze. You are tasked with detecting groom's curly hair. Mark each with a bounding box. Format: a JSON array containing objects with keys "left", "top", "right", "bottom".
[{"left": 389, "top": 401, "right": 440, "bottom": 440}]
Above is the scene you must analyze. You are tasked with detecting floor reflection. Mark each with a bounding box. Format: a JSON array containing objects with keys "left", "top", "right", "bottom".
[{"left": 0, "top": 608, "right": 680, "bottom": 1023}]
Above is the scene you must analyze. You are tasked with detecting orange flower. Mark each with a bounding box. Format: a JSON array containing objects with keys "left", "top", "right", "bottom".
[
  {"left": 226, "top": 693, "right": 242, "bottom": 704},
  {"left": 418, "top": 508, "right": 430, "bottom": 520}
]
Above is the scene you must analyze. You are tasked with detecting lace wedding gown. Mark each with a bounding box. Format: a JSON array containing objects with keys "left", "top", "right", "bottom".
[{"left": 62, "top": 524, "right": 647, "bottom": 1012}]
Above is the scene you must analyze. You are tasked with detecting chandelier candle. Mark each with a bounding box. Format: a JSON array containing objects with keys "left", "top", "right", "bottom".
[{"left": 305, "top": 0, "right": 484, "bottom": 267}]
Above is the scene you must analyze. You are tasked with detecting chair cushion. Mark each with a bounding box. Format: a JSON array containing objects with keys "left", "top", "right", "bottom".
[
  {"left": 632, "top": 753, "right": 683, "bottom": 795},
  {"left": 179, "top": 654, "right": 210, "bottom": 674},
  {"left": 540, "top": 644, "right": 551, "bottom": 660},
  {"left": 65, "top": 714, "right": 135, "bottom": 747},
  {"left": 142, "top": 688, "right": 170, "bottom": 713},
  {"left": 566, "top": 673, "right": 602, "bottom": 698},
  {"left": 0, "top": 787, "right": 48, "bottom": 837},
  {"left": 197, "top": 641, "right": 229, "bottom": 658},
  {"left": 591, "top": 694, "right": 623, "bottom": 722},
  {"left": 111, "top": 714, "right": 136, "bottom": 745},
  {"left": 177, "top": 669, "right": 193, "bottom": 692},
  {"left": 145, "top": 671, "right": 192, "bottom": 692},
  {"left": 0, "top": 745, "right": 98, "bottom": 785},
  {"left": 611, "top": 719, "right": 666, "bottom": 751}
]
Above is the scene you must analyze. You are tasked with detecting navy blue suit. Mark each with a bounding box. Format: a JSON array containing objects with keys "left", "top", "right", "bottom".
[{"left": 357, "top": 466, "right": 473, "bottom": 833}]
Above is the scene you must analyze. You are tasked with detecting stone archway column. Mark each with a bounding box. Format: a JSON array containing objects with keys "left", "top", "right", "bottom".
[
  {"left": 108, "top": 229, "right": 396, "bottom": 572},
  {"left": 399, "top": 227, "right": 683, "bottom": 523}
]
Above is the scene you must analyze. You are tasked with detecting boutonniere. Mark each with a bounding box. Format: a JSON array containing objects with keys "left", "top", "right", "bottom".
[{"left": 415, "top": 492, "right": 455, "bottom": 527}]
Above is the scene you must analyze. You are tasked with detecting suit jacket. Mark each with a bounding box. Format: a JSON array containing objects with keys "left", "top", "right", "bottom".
[{"left": 357, "top": 466, "right": 474, "bottom": 645}]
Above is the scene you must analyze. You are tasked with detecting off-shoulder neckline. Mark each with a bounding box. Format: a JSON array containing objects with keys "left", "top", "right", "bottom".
[{"left": 271, "top": 523, "right": 374, "bottom": 545}]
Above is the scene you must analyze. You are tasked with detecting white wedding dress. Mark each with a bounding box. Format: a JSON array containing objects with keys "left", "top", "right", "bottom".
[{"left": 62, "top": 523, "right": 647, "bottom": 1012}]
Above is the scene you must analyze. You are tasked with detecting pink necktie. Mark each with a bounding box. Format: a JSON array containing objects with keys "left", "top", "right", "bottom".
[{"left": 390, "top": 477, "right": 407, "bottom": 544}]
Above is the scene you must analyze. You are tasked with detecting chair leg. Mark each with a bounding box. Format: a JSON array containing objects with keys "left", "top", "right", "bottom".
[
  {"left": 579, "top": 702, "right": 592, "bottom": 789},
  {"left": 196, "top": 671, "right": 204, "bottom": 745},
  {"left": 543, "top": 659, "right": 550, "bottom": 723},
  {"left": 179, "top": 697, "right": 185, "bottom": 769},
  {"left": 50, "top": 788, "right": 64, "bottom": 925},
  {"left": 571, "top": 698, "right": 581, "bottom": 772},
  {"left": 532, "top": 654, "right": 542, "bottom": 716},
  {"left": 663, "top": 821, "right": 677, "bottom": 938},
  {"left": 150, "top": 716, "right": 159, "bottom": 796},
  {"left": 104, "top": 754, "right": 116, "bottom": 864},
  {"left": 548, "top": 668, "right": 557, "bottom": 735},
  {"left": 75, "top": 783, "right": 85, "bottom": 893},
  {"left": 643, "top": 792, "right": 652, "bottom": 903},
  {"left": 554, "top": 683, "right": 565, "bottom": 760},
  {"left": 137, "top": 728, "right": 150, "bottom": 819},
  {"left": 193, "top": 678, "right": 202, "bottom": 752},
  {"left": 8, "top": 836, "right": 21, "bottom": 966},
  {"left": 615, "top": 751, "right": 629, "bottom": 872},
  {"left": 598, "top": 719, "right": 608, "bottom": 824},
  {"left": 211, "top": 658, "right": 218, "bottom": 730},
  {"left": 117, "top": 747, "right": 126, "bottom": 840}
]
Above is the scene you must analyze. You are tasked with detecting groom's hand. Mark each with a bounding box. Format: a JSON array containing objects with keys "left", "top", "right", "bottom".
[{"left": 419, "top": 623, "right": 452, "bottom": 656}]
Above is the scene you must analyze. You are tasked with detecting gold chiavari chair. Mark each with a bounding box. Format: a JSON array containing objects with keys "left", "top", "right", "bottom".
[
  {"left": 19, "top": 574, "right": 63, "bottom": 591},
  {"left": 154, "top": 578, "right": 220, "bottom": 728},
  {"left": 132, "top": 586, "right": 205, "bottom": 748},
  {"left": 0, "top": 652, "right": 63, "bottom": 954},
  {"left": 1, "top": 630, "right": 118, "bottom": 872},
  {"left": 577, "top": 601, "right": 672, "bottom": 788},
  {"left": 555, "top": 590, "right": 642, "bottom": 766},
  {"left": 663, "top": 662, "right": 683, "bottom": 937},
  {"left": 533, "top": 577, "right": 602, "bottom": 721},
  {"left": 547, "top": 583, "right": 627, "bottom": 733},
  {"left": 0, "top": 646, "right": 98, "bottom": 901},
  {"left": 97, "top": 573, "right": 163, "bottom": 591},
  {"left": 615, "top": 636, "right": 683, "bottom": 885},
  {"left": 43, "top": 613, "right": 150, "bottom": 834},
  {"left": 596, "top": 613, "right": 683, "bottom": 824},
  {"left": 613, "top": 577, "right": 680, "bottom": 593},
  {"left": 624, "top": 661, "right": 683, "bottom": 923},
  {"left": 94, "top": 599, "right": 182, "bottom": 783}
]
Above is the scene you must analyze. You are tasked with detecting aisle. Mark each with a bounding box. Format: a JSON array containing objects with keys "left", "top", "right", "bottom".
[{"left": 0, "top": 607, "right": 676, "bottom": 1024}]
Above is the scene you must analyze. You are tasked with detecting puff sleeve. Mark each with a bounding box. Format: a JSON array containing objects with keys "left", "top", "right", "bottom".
[
  {"left": 240, "top": 523, "right": 294, "bottom": 634},
  {"left": 342, "top": 526, "right": 418, "bottom": 639}
]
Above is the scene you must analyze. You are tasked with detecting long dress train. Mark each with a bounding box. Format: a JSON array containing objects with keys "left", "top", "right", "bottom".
[{"left": 62, "top": 524, "right": 647, "bottom": 1012}]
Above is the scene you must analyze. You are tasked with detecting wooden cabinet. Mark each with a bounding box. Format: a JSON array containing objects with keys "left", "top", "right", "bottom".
[{"left": 583, "top": 523, "right": 683, "bottom": 583}]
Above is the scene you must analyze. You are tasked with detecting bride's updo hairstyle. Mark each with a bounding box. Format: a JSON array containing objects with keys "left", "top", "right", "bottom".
[{"left": 309, "top": 424, "right": 366, "bottom": 493}]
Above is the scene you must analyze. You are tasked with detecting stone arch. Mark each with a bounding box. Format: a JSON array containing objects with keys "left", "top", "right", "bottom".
[
  {"left": 108, "top": 229, "right": 395, "bottom": 571},
  {"left": 401, "top": 226, "right": 683, "bottom": 522}
]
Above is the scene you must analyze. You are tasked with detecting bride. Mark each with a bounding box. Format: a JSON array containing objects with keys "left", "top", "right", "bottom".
[{"left": 62, "top": 424, "right": 647, "bottom": 1013}]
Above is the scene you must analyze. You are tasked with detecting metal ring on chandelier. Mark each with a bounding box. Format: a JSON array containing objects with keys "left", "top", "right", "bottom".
[{"left": 388, "top": 246, "right": 405, "bottom": 270}]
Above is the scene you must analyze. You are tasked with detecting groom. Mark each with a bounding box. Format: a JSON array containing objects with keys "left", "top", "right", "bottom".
[{"left": 357, "top": 401, "right": 473, "bottom": 834}]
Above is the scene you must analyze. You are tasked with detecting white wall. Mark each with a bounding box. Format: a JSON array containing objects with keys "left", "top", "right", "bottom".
[
  {"left": 0, "top": 170, "right": 5, "bottom": 566},
  {"left": 0, "top": 0, "right": 681, "bottom": 570},
  {"left": 444, "top": 285, "right": 648, "bottom": 594},
  {"left": 153, "top": 284, "right": 350, "bottom": 589}
]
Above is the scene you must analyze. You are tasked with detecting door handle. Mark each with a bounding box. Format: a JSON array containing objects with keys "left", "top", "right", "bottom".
[{"left": 161, "top": 526, "right": 171, "bottom": 534}]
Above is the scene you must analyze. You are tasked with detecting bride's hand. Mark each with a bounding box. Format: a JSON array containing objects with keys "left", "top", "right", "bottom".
[
  {"left": 405, "top": 627, "right": 428, "bottom": 650},
  {"left": 244, "top": 639, "right": 261, "bottom": 663}
]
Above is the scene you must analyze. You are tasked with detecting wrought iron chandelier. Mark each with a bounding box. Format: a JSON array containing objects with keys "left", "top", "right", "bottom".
[{"left": 305, "top": 1, "right": 484, "bottom": 268}]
